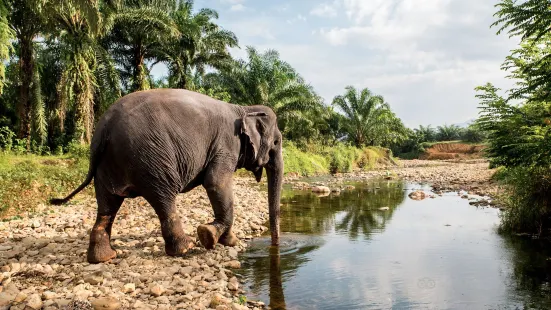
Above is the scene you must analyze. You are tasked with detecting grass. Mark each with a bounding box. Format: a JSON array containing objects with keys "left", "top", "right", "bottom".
[{"left": 0, "top": 152, "right": 90, "bottom": 219}]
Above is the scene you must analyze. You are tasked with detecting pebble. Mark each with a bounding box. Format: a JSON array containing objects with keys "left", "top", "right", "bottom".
[{"left": 25, "top": 294, "right": 43, "bottom": 310}]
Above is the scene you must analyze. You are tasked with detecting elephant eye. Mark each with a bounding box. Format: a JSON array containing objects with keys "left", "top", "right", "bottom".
[{"left": 274, "top": 140, "right": 279, "bottom": 146}]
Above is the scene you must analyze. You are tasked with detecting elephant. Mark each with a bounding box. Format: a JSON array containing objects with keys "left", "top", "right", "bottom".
[{"left": 50, "top": 89, "right": 283, "bottom": 264}]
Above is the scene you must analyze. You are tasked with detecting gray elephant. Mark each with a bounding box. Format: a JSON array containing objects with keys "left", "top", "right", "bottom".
[{"left": 50, "top": 89, "right": 283, "bottom": 264}]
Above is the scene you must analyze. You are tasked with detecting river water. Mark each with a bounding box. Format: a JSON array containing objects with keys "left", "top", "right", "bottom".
[{"left": 236, "top": 179, "right": 551, "bottom": 310}]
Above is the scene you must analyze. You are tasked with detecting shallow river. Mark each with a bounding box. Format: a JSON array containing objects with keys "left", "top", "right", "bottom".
[{"left": 236, "top": 179, "right": 551, "bottom": 310}]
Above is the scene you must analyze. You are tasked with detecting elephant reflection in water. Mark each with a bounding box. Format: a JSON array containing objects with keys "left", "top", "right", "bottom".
[{"left": 268, "top": 246, "right": 286, "bottom": 310}]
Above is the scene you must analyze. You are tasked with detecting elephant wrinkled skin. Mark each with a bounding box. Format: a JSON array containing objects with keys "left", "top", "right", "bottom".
[{"left": 50, "top": 89, "right": 283, "bottom": 263}]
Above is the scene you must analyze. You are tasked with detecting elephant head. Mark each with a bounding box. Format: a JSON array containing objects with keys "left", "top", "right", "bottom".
[{"left": 240, "top": 105, "right": 283, "bottom": 246}]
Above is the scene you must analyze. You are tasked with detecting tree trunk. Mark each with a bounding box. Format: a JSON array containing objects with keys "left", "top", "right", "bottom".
[
  {"left": 132, "top": 44, "right": 147, "bottom": 91},
  {"left": 177, "top": 59, "right": 188, "bottom": 89},
  {"left": 18, "top": 36, "right": 33, "bottom": 151}
]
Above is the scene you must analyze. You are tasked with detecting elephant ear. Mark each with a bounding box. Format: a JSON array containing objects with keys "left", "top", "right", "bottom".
[{"left": 241, "top": 112, "right": 267, "bottom": 160}]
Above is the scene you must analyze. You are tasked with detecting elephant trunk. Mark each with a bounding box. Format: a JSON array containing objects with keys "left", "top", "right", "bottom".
[{"left": 266, "top": 150, "right": 283, "bottom": 246}]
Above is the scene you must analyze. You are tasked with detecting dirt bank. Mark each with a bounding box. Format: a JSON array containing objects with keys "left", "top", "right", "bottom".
[
  {"left": 420, "top": 142, "right": 486, "bottom": 160},
  {"left": 0, "top": 178, "right": 269, "bottom": 310}
]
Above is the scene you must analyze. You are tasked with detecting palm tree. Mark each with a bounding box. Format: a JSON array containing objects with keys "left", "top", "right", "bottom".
[
  {"left": 332, "top": 86, "right": 405, "bottom": 147},
  {"left": 106, "top": 0, "right": 179, "bottom": 92},
  {"left": 46, "top": 0, "right": 120, "bottom": 144},
  {"left": 161, "top": 0, "right": 238, "bottom": 90},
  {"left": 436, "top": 124, "right": 462, "bottom": 141},
  {"left": 204, "top": 46, "right": 322, "bottom": 137},
  {"left": 0, "top": 0, "right": 14, "bottom": 95},
  {"left": 415, "top": 125, "right": 436, "bottom": 142},
  {"left": 7, "top": 0, "right": 46, "bottom": 149}
]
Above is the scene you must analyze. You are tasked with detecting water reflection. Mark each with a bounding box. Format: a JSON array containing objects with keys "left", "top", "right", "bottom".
[
  {"left": 280, "top": 180, "right": 406, "bottom": 239},
  {"left": 239, "top": 180, "right": 551, "bottom": 309}
]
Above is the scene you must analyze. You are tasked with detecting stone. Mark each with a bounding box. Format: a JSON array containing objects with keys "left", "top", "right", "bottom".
[
  {"left": 408, "top": 191, "right": 427, "bottom": 200},
  {"left": 227, "top": 248, "right": 238, "bottom": 259},
  {"left": 179, "top": 266, "right": 193, "bottom": 276},
  {"left": 91, "top": 297, "right": 121, "bottom": 310},
  {"left": 43, "top": 291, "right": 56, "bottom": 300},
  {"left": 84, "top": 272, "right": 104, "bottom": 285},
  {"left": 0, "top": 246, "right": 12, "bottom": 251},
  {"left": 231, "top": 303, "right": 248, "bottom": 310},
  {"left": 31, "top": 220, "right": 41, "bottom": 229},
  {"left": 122, "top": 283, "right": 135, "bottom": 293},
  {"left": 227, "top": 277, "right": 239, "bottom": 291},
  {"left": 223, "top": 261, "right": 241, "bottom": 269},
  {"left": 149, "top": 283, "right": 165, "bottom": 297},
  {"left": 25, "top": 294, "right": 43, "bottom": 310},
  {"left": 311, "top": 186, "right": 330, "bottom": 193},
  {"left": 14, "top": 292, "right": 28, "bottom": 303}
]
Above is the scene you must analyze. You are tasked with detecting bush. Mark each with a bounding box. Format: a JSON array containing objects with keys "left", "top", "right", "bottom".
[
  {"left": 497, "top": 167, "right": 551, "bottom": 236},
  {"left": 0, "top": 126, "right": 15, "bottom": 151}
]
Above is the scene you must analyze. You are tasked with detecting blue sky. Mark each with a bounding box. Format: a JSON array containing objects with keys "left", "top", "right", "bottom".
[{"left": 152, "top": 0, "right": 519, "bottom": 128}]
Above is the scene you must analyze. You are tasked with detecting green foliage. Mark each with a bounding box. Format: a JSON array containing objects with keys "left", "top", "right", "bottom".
[
  {"left": 332, "top": 86, "right": 408, "bottom": 148},
  {"left": 476, "top": 83, "right": 551, "bottom": 168},
  {"left": 496, "top": 166, "right": 551, "bottom": 236},
  {"left": 492, "top": 0, "right": 551, "bottom": 102},
  {"left": 282, "top": 142, "right": 392, "bottom": 176},
  {"left": 0, "top": 126, "right": 15, "bottom": 151},
  {"left": 0, "top": 0, "right": 14, "bottom": 94},
  {"left": 474, "top": 0, "right": 551, "bottom": 237}
]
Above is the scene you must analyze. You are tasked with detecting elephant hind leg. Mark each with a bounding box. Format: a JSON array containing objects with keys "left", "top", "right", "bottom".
[
  {"left": 147, "top": 194, "right": 195, "bottom": 257},
  {"left": 88, "top": 185, "right": 123, "bottom": 264}
]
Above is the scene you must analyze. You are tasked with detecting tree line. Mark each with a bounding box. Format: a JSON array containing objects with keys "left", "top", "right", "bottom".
[{"left": 0, "top": 0, "right": 417, "bottom": 155}]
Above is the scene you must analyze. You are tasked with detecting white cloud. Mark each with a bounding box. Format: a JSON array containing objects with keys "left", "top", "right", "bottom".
[
  {"left": 230, "top": 3, "right": 245, "bottom": 11},
  {"left": 310, "top": 2, "right": 338, "bottom": 17}
]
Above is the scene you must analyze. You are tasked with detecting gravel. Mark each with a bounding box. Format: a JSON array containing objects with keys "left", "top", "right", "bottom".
[{"left": 0, "top": 177, "right": 269, "bottom": 310}]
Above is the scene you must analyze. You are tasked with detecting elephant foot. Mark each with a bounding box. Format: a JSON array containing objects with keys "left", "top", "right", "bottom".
[
  {"left": 87, "top": 243, "right": 117, "bottom": 264},
  {"left": 218, "top": 230, "right": 238, "bottom": 247},
  {"left": 165, "top": 234, "right": 195, "bottom": 257},
  {"left": 197, "top": 224, "right": 219, "bottom": 250}
]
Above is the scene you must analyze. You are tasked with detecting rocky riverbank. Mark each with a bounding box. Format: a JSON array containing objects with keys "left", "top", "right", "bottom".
[
  {"left": 0, "top": 159, "right": 502, "bottom": 310},
  {"left": 0, "top": 178, "right": 269, "bottom": 310}
]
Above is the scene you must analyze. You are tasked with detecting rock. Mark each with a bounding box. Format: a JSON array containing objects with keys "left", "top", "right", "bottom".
[
  {"left": 408, "top": 191, "right": 426, "bottom": 200},
  {"left": 227, "top": 277, "right": 239, "bottom": 291},
  {"left": 84, "top": 272, "right": 104, "bottom": 285},
  {"left": 25, "top": 294, "right": 43, "bottom": 310},
  {"left": 223, "top": 261, "right": 241, "bottom": 269},
  {"left": 122, "top": 283, "right": 135, "bottom": 293},
  {"left": 14, "top": 292, "right": 28, "bottom": 303},
  {"left": 330, "top": 188, "right": 341, "bottom": 193},
  {"left": 0, "top": 246, "right": 12, "bottom": 251},
  {"left": 91, "top": 297, "right": 121, "bottom": 310},
  {"left": 311, "top": 186, "right": 330, "bottom": 193},
  {"left": 231, "top": 303, "right": 248, "bottom": 310},
  {"left": 345, "top": 185, "right": 355, "bottom": 190},
  {"left": 149, "top": 283, "right": 165, "bottom": 297},
  {"left": 179, "top": 266, "right": 193, "bottom": 276},
  {"left": 43, "top": 291, "right": 56, "bottom": 300},
  {"left": 227, "top": 248, "right": 238, "bottom": 259},
  {"left": 378, "top": 207, "right": 390, "bottom": 211},
  {"left": 31, "top": 220, "right": 41, "bottom": 228}
]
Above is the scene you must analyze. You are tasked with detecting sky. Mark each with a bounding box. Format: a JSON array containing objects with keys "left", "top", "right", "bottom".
[{"left": 152, "top": 0, "right": 520, "bottom": 128}]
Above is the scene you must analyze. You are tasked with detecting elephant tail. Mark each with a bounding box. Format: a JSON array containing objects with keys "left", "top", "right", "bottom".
[
  {"left": 50, "top": 130, "right": 106, "bottom": 206},
  {"left": 49, "top": 169, "right": 94, "bottom": 205}
]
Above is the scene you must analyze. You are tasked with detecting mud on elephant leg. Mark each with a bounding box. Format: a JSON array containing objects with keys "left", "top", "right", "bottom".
[
  {"left": 87, "top": 191, "right": 123, "bottom": 264},
  {"left": 198, "top": 172, "right": 238, "bottom": 249},
  {"left": 149, "top": 195, "right": 195, "bottom": 257}
]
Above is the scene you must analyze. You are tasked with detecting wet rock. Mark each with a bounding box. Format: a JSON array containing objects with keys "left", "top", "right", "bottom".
[
  {"left": 408, "top": 191, "right": 426, "bottom": 200},
  {"left": 227, "top": 277, "right": 239, "bottom": 291},
  {"left": 311, "top": 186, "right": 330, "bottom": 193}
]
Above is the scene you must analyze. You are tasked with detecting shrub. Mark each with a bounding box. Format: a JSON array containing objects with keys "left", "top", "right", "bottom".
[{"left": 0, "top": 126, "right": 15, "bottom": 151}]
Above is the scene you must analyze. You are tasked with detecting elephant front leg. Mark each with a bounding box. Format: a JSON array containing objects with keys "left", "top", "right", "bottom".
[{"left": 198, "top": 173, "right": 238, "bottom": 249}]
